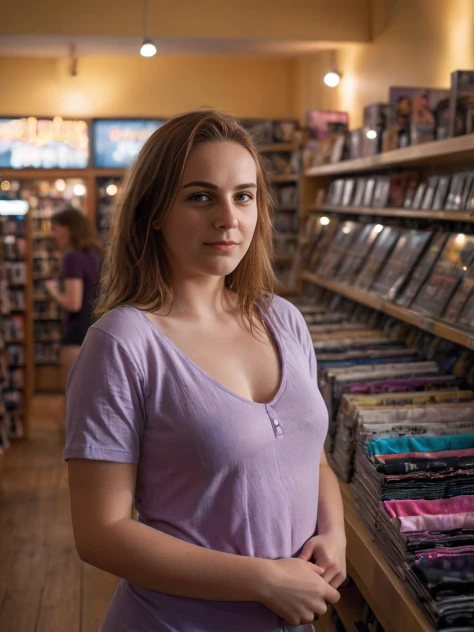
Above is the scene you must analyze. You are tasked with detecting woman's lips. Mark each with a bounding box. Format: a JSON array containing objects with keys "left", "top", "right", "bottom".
[{"left": 204, "top": 241, "right": 237, "bottom": 252}]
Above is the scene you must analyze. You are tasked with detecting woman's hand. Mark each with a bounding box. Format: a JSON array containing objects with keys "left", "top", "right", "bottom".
[
  {"left": 298, "top": 534, "right": 347, "bottom": 588},
  {"left": 45, "top": 279, "right": 59, "bottom": 297},
  {"left": 258, "top": 557, "right": 340, "bottom": 626}
]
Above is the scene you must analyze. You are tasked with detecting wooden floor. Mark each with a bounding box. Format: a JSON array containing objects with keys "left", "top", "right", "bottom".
[{"left": 0, "top": 395, "right": 118, "bottom": 632}]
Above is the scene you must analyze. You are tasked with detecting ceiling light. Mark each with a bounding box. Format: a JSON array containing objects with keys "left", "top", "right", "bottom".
[
  {"left": 140, "top": 0, "right": 156, "bottom": 57},
  {"left": 320, "top": 216, "right": 330, "bottom": 226},
  {"left": 106, "top": 184, "right": 118, "bottom": 196},
  {"left": 1, "top": 180, "right": 10, "bottom": 191},
  {"left": 55, "top": 179, "right": 66, "bottom": 192},
  {"left": 324, "top": 69, "right": 341, "bottom": 88},
  {"left": 140, "top": 38, "right": 157, "bottom": 57}
]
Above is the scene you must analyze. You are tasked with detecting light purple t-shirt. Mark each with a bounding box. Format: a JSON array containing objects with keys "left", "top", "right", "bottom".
[{"left": 64, "top": 296, "right": 329, "bottom": 632}]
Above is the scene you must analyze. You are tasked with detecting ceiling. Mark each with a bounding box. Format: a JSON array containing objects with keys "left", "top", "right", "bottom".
[{"left": 0, "top": 35, "right": 349, "bottom": 58}]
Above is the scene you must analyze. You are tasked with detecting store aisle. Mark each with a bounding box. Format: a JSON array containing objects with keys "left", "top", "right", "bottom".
[{"left": 0, "top": 395, "right": 118, "bottom": 632}]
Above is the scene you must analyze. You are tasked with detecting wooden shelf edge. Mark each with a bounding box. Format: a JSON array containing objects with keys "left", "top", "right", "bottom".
[
  {"left": 307, "top": 204, "right": 474, "bottom": 223},
  {"left": 340, "top": 481, "right": 435, "bottom": 632},
  {"left": 301, "top": 271, "right": 474, "bottom": 350},
  {"left": 305, "top": 133, "right": 474, "bottom": 177}
]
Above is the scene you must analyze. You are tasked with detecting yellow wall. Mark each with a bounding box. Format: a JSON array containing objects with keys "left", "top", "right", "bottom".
[
  {"left": 0, "top": 55, "right": 297, "bottom": 119},
  {"left": 297, "top": 0, "right": 474, "bottom": 128},
  {"left": 334, "top": 0, "right": 474, "bottom": 128}
]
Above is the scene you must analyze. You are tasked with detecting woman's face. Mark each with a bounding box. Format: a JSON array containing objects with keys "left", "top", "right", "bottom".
[
  {"left": 52, "top": 223, "right": 71, "bottom": 249},
  {"left": 160, "top": 141, "right": 259, "bottom": 282}
]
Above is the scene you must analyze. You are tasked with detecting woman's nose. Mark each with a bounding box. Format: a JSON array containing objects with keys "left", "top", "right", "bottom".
[{"left": 213, "top": 199, "right": 238, "bottom": 230}]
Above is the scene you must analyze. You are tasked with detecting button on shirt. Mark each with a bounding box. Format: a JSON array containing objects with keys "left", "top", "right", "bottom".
[{"left": 64, "top": 296, "right": 329, "bottom": 632}]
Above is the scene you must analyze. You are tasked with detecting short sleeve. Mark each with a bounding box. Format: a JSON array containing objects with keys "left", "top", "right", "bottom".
[
  {"left": 64, "top": 327, "right": 146, "bottom": 463},
  {"left": 62, "top": 251, "right": 83, "bottom": 280},
  {"left": 271, "top": 296, "right": 318, "bottom": 382},
  {"left": 296, "top": 310, "right": 318, "bottom": 382}
]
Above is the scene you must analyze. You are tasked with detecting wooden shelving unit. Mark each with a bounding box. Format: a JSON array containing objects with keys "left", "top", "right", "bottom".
[
  {"left": 259, "top": 143, "right": 297, "bottom": 153},
  {"left": 270, "top": 174, "right": 299, "bottom": 184},
  {"left": 297, "top": 133, "right": 474, "bottom": 632},
  {"left": 305, "top": 133, "right": 474, "bottom": 177},
  {"left": 340, "top": 482, "right": 435, "bottom": 632},
  {"left": 301, "top": 271, "right": 474, "bottom": 349},
  {"left": 308, "top": 203, "right": 474, "bottom": 223}
]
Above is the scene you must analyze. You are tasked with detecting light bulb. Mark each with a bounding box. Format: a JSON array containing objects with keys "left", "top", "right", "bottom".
[
  {"left": 366, "top": 129, "right": 377, "bottom": 140},
  {"left": 140, "top": 38, "right": 157, "bottom": 57},
  {"left": 320, "top": 216, "right": 330, "bottom": 226},
  {"left": 463, "top": 266, "right": 468, "bottom": 271},
  {"left": 106, "top": 184, "right": 118, "bottom": 196},
  {"left": 324, "top": 70, "right": 341, "bottom": 88},
  {"left": 342, "top": 225, "right": 351, "bottom": 234},
  {"left": 73, "top": 184, "right": 86, "bottom": 196},
  {"left": 1, "top": 180, "right": 10, "bottom": 191},
  {"left": 55, "top": 178, "right": 66, "bottom": 192}
]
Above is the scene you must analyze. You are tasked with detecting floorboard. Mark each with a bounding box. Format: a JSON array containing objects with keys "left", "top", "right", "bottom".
[{"left": 0, "top": 396, "right": 118, "bottom": 632}]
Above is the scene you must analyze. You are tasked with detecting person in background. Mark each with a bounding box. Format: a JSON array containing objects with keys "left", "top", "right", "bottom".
[
  {"left": 45, "top": 208, "right": 102, "bottom": 390},
  {"left": 64, "top": 110, "right": 345, "bottom": 632}
]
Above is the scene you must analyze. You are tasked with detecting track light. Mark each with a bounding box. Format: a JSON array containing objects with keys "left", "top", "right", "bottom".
[
  {"left": 324, "top": 68, "right": 341, "bottom": 88},
  {"left": 140, "top": 0, "right": 157, "bottom": 57},
  {"left": 140, "top": 38, "right": 157, "bottom": 57}
]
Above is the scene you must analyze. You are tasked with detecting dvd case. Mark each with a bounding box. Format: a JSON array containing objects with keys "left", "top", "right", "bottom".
[
  {"left": 388, "top": 87, "right": 450, "bottom": 146},
  {"left": 448, "top": 70, "right": 474, "bottom": 137},
  {"left": 355, "top": 226, "right": 400, "bottom": 292}
]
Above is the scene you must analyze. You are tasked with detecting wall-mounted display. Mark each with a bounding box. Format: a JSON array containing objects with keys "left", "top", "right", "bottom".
[
  {"left": 93, "top": 119, "right": 164, "bottom": 168},
  {"left": 0, "top": 117, "right": 89, "bottom": 169}
]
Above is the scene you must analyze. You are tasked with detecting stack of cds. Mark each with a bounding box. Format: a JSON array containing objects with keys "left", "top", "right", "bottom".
[{"left": 292, "top": 296, "right": 474, "bottom": 631}]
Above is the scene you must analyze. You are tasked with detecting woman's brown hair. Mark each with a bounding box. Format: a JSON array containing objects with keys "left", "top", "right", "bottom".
[
  {"left": 52, "top": 207, "right": 102, "bottom": 253},
  {"left": 95, "top": 109, "right": 276, "bottom": 324}
]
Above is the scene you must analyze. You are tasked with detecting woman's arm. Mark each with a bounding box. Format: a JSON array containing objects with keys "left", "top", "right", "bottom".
[
  {"left": 68, "top": 459, "right": 340, "bottom": 624},
  {"left": 317, "top": 450, "right": 346, "bottom": 539},
  {"left": 298, "top": 450, "right": 346, "bottom": 588},
  {"left": 45, "top": 278, "right": 83, "bottom": 312}
]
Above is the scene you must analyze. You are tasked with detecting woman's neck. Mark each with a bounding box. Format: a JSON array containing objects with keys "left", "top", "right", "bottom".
[{"left": 158, "top": 276, "right": 237, "bottom": 321}]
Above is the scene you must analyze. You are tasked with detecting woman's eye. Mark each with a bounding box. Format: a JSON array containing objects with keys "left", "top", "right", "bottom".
[
  {"left": 189, "top": 193, "right": 211, "bottom": 202},
  {"left": 236, "top": 193, "right": 252, "bottom": 202}
]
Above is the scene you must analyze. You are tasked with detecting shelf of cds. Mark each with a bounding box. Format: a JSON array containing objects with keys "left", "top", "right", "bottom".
[
  {"left": 292, "top": 295, "right": 474, "bottom": 632},
  {"left": 305, "top": 132, "right": 474, "bottom": 178},
  {"left": 294, "top": 130, "right": 474, "bottom": 632},
  {"left": 0, "top": 200, "right": 34, "bottom": 449}
]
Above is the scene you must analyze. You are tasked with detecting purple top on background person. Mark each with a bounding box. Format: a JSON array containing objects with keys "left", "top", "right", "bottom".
[
  {"left": 64, "top": 296, "right": 329, "bottom": 632},
  {"left": 62, "top": 248, "right": 102, "bottom": 338}
]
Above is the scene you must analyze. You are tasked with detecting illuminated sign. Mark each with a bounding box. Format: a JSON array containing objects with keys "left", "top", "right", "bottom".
[
  {"left": 0, "top": 116, "right": 89, "bottom": 169},
  {"left": 93, "top": 119, "right": 164, "bottom": 168}
]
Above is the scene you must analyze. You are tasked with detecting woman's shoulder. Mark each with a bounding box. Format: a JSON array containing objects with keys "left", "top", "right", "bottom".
[
  {"left": 90, "top": 305, "right": 148, "bottom": 345},
  {"left": 266, "top": 295, "right": 307, "bottom": 337}
]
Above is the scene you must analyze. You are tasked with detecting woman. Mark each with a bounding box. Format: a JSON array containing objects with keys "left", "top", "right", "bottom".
[
  {"left": 64, "top": 110, "right": 346, "bottom": 631},
  {"left": 45, "top": 207, "right": 102, "bottom": 389}
]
